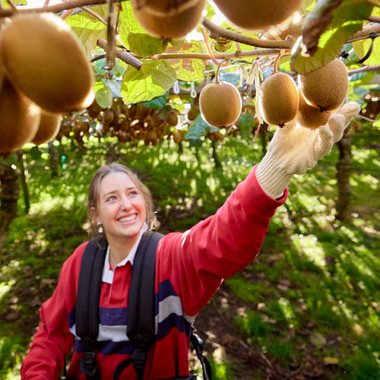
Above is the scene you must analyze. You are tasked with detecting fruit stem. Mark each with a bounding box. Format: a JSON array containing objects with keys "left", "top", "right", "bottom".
[
  {"left": 201, "top": 28, "right": 219, "bottom": 66},
  {"left": 215, "top": 59, "right": 229, "bottom": 83},
  {"left": 273, "top": 52, "right": 282, "bottom": 73}
]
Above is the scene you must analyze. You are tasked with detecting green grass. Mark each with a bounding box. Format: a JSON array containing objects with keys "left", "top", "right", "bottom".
[{"left": 1, "top": 121, "right": 380, "bottom": 378}]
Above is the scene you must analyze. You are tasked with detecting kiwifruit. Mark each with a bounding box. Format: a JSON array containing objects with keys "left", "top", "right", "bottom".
[
  {"left": 133, "top": 0, "right": 206, "bottom": 39},
  {"left": 87, "top": 107, "right": 99, "bottom": 119},
  {"left": 296, "top": 90, "right": 332, "bottom": 130},
  {"left": 187, "top": 105, "right": 199, "bottom": 121},
  {"left": 213, "top": 0, "right": 302, "bottom": 31},
  {"left": 172, "top": 132, "right": 182, "bottom": 143},
  {"left": 152, "top": 112, "right": 165, "bottom": 127},
  {"left": 1, "top": 13, "right": 94, "bottom": 113},
  {"left": 259, "top": 73, "right": 298, "bottom": 126},
  {"left": 102, "top": 109, "right": 114, "bottom": 124},
  {"left": 120, "top": 104, "right": 129, "bottom": 115},
  {"left": 136, "top": 104, "right": 151, "bottom": 121},
  {"left": 0, "top": 79, "right": 40, "bottom": 153},
  {"left": 32, "top": 111, "right": 62, "bottom": 145},
  {"left": 199, "top": 82, "right": 242, "bottom": 128},
  {"left": 144, "top": 130, "right": 158, "bottom": 146},
  {"left": 132, "top": 0, "right": 199, "bottom": 16},
  {"left": 167, "top": 113, "right": 178, "bottom": 126},
  {"left": 299, "top": 58, "right": 349, "bottom": 112},
  {"left": 129, "top": 104, "right": 137, "bottom": 119}
]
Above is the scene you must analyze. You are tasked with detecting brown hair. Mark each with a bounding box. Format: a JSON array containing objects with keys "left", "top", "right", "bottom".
[{"left": 87, "top": 163, "right": 155, "bottom": 237}]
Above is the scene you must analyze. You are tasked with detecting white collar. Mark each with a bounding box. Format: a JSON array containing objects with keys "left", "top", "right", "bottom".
[{"left": 101, "top": 223, "right": 149, "bottom": 284}]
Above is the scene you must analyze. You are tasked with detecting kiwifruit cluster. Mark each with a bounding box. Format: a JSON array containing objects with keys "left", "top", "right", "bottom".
[
  {"left": 199, "top": 82, "right": 242, "bottom": 128},
  {"left": 76, "top": 98, "right": 184, "bottom": 147},
  {"left": 0, "top": 13, "right": 94, "bottom": 152},
  {"left": 213, "top": 0, "right": 303, "bottom": 31},
  {"left": 259, "top": 58, "right": 349, "bottom": 130},
  {"left": 132, "top": 0, "right": 206, "bottom": 39}
]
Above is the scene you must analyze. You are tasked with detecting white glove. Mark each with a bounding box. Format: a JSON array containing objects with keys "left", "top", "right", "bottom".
[{"left": 256, "top": 101, "right": 360, "bottom": 199}]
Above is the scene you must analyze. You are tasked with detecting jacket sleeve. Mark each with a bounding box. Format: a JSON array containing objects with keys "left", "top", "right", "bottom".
[
  {"left": 21, "top": 244, "right": 86, "bottom": 380},
  {"left": 156, "top": 165, "right": 288, "bottom": 317}
]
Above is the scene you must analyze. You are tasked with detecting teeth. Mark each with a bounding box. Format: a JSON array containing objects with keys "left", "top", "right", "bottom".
[{"left": 119, "top": 215, "right": 136, "bottom": 222}]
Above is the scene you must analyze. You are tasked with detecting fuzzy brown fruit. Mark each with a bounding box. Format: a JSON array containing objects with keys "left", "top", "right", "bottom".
[
  {"left": 213, "top": 0, "right": 302, "bottom": 31},
  {"left": 299, "top": 58, "right": 348, "bottom": 112},
  {"left": 1, "top": 13, "right": 94, "bottom": 113},
  {"left": 200, "top": 82, "right": 242, "bottom": 128},
  {"left": 0, "top": 79, "right": 40, "bottom": 153},
  {"left": 260, "top": 73, "right": 299, "bottom": 126},
  {"left": 32, "top": 111, "right": 62, "bottom": 145},
  {"left": 132, "top": 0, "right": 199, "bottom": 16},
  {"left": 133, "top": 0, "right": 206, "bottom": 39},
  {"left": 296, "top": 90, "right": 332, "bottom": 130}
]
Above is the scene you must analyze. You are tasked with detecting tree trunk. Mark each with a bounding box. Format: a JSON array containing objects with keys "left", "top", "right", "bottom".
[
  {"left": 0, "top": 163, "right": 20, "bottom": 251},
  {"left": 48, "top": 141, "right": 59, "bottom": 178},
  {"left": 18, "top": 152, "right": 30, "bottom": 214},
  {"left": 211, "top": 141, "right": 222, "bottom": 169},
  {"left": 336, "top": 135, "right": 352, "bottom": 222}
]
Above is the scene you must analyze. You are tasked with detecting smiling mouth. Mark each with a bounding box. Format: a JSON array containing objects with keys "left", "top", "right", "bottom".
[{"left": 118, "top": 214, "right": 137, "bottom": 223}]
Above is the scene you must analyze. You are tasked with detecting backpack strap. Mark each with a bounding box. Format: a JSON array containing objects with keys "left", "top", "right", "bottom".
[
  {"left": 114, "top": 230, "right": 164, "bottom": 380},
  {"left": 76, "top": 237, "right": 107, "bottom": 380}
]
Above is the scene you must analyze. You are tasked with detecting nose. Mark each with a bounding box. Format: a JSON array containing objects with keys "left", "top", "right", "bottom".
[{"left": 120, "top": 195, "right": 132, "bottom": 210}]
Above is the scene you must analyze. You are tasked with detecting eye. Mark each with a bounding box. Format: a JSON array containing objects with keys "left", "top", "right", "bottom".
[
  {"left": 107, "top": 195, "right": 117, "bottom": 202},
  {"left": 129, "top": 190, "right": 138, "bottom": 197}
]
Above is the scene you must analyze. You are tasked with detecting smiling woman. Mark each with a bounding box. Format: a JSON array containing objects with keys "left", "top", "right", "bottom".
[{"left": 20, "top": 98, "right": 359, "bottom": 380}]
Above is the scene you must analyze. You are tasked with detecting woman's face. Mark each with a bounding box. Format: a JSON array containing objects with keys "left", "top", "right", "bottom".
[{"left": 94, "top": 172, "right": 146, "bottom": 244}]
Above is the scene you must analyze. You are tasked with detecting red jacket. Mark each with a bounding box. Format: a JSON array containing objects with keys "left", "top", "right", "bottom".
[{"left": 21, "top": 166, "right": 287, "bottom": 380}]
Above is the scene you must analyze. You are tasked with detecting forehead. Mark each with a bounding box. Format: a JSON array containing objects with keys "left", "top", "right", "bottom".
[{"left": 99, "top": 172, "right": 136, "bottom": 195}]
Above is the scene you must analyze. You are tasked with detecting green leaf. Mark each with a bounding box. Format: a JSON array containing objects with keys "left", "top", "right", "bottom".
[
  {"left": 118, "top": 2, "right": 168, "bottom": 57},
  {"left": 291, "top": 0, "right": 373, "bottom": 74},
  {"left": 121, "top": 60, "right": 177, "bottom": 104},
  {"left": 29, "top": 146, "right": 42, "bottom": 161},
  {"left": 185, "top": 114, "right": 217, "bottom": 140},
  {"left": 143, "top": 95, "right": 168, "bottom": 110},
  {"left": 95, "top": 81, "right": 113, "bottom": 108},
  {"left": 1, "top": 153, "right": 18, "bottom": 166},
  {"left": 66, "top": 6, "right": 107, "bottom": 59},
  {"left": 238, "top": 112, "right": 255, "bottom": 135},
  {"left": 164, "top": 41, "right": 205, "bottom": 83},
  {"left": 353, "top": 39, "right": 380, "bottom": 66}
]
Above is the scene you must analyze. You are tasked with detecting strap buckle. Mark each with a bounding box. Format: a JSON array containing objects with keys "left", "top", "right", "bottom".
[{"left": 80, "top": 352, "right": 99, "bottom": 379}]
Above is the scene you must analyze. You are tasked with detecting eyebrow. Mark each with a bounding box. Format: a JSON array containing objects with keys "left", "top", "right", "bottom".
[{"left": 103, "top": 187, "right": 137, "bottom": 198}]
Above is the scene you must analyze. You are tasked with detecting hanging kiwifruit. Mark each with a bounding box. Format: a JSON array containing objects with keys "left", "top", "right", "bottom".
[
  {"left": 167, "top": 112, "right": 178, "bottom": 126},
  {"left": 129, "top": 104, "right": 137, "bottom": 119},
  {"left": 120, "top": 104, "right": 129, "bottom": 116},
  {"left": 200, "top": 81, "right": 242, "bottom": 128},
  {"left": 187, "top": 104, "right": 200, "bottom": 121},
  {"left": 136, "top": 104, "right": 151, "bottom": 121},
  {"left": 296, "top": 90, "right": 332, "bottom": 130},
  {"left": 32, "top": 111, "right": 62, "bottom": 145},
  {"left": 102, "top": 109, "right": 114, "bottom": 124},
  {"left": 172, "top": 132, "right": 182, "bottom": 143},
  {"left": 1, "top": 13, "right": 94, "bottom": 113},
  {"left": 132, "top": 0, "right": 199, "bottom": 16},
  {"left": 144, "top": 130, "right": 159, "bottom": 146},
  {"left": 298, "top": 58, "right": 349, "bottom": 112},
  {"left": 213, "top": 0, "right": 302, "bottom": 31},
  {"left": 260, "top": 72, "right": 299, "bottom": 126},
  {"left": 133, "top": 0, "right": 206, "bottom": 39},
  {"left": 0, "top": 79, "right": 40, "bottom": 153}
]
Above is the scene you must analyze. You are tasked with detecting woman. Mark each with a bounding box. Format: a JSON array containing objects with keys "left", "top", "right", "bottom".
[{"left": 20, "top": 102, "right": 359, "bottom": 380}]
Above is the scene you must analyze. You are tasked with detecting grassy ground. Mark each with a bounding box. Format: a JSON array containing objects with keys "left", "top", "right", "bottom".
[{"left": 0, "top": 122, "right": 379, "bottom": 379}]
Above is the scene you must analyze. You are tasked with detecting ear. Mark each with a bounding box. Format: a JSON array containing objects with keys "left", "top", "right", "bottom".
[{"left": 91, "top": 206, "right": 100, "bottom": 223}]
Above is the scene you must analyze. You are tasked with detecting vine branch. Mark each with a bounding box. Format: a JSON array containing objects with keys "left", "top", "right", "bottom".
[
  {"left": 348, "top": 64, "right": 380, "bottom": 75},
  {"left": 97, "top": 38, "right": 143, "bottom": 70},
  {"left": 202, "top": 17, "right": 294, "bottom": 50},
  {"left": 368, "top": 16, "right": 380, "bottom": 23}
]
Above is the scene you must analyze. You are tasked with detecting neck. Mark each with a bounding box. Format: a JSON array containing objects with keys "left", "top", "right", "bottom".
[{"left": 106, "top": 234, "right": 140, "bottom": 268}]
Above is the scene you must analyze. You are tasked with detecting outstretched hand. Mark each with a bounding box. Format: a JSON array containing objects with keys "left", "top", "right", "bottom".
[{"left": 256, "top": 101, "right": 360, "bottom": 199}]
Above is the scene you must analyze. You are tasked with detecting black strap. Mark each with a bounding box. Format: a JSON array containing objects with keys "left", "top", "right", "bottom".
[
  {"left": 76, "top": 237, "right": 107, "bottom": 380},
  {"left": 114, "top": 231, "right": 164, "bottom": 380}
]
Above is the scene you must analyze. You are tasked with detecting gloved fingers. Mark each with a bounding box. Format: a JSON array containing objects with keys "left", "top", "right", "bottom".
[
  {"left": 315, "top": 125, "right": 334, "bottom": 160},
  {"left": 328, "top": 114, "right": 345, "bottom": 143},
  {"left": 280, "top": 118, "right": 298, "bottom": 133},
  {"left": 337, "top": 101, "right": 361, "bottom": 125}
]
